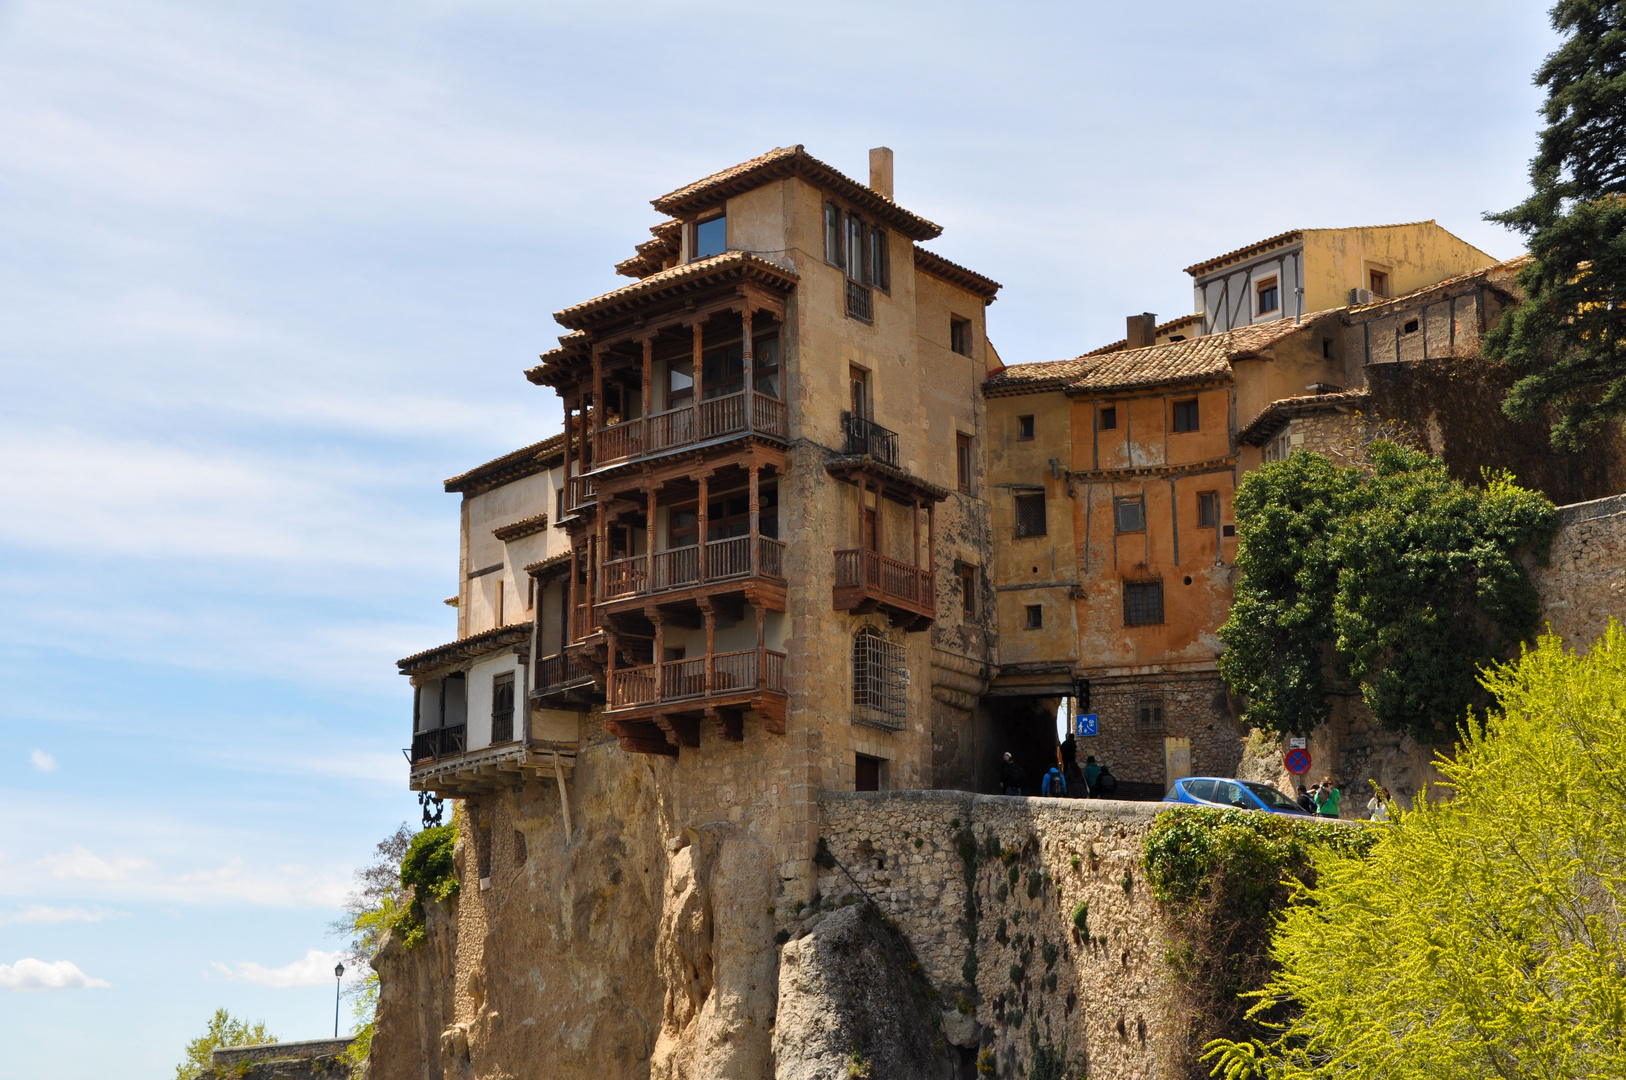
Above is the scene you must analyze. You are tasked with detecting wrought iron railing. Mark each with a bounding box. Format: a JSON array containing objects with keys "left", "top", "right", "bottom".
[
  {"left": 608, "top": 648, "right": 788, "bottom": 709},
  {"left": 846, "top": 280, "right": 873, "bottom": 321},
  {"left": 841, "top": 413, "right": 899, "bottom": 465},
  {"left": 411, "top": 724, "right": 467, "bottom": 762}
]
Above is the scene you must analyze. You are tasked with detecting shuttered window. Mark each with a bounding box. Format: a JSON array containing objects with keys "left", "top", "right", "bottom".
[
  {"left": 852, "top": 627, "right": 907, "bottom": 730},
  {"left": 491, "top": 671, "right": 515, "bottom": 743}
]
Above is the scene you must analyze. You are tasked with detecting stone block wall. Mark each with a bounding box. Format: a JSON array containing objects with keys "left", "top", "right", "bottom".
[
  {"left": 1532, "top": 492, "right": 1626, "bottom": 650},
  {"left": 817, "top": 790, "right": 1179, "bottom": 1079},
  {"left": 1082, "top": 671, "right": 1239, "bottom": 790}
]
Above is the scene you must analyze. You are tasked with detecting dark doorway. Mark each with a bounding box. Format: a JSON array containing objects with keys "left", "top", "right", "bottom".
[{"left": 855, "top": 754, "right": 882, "bottom": 792}]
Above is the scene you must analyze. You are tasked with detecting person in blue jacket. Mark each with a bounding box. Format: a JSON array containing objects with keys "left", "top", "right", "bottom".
[{"left": 1041, "top": 764, "right": 1068, "bottom": 797}]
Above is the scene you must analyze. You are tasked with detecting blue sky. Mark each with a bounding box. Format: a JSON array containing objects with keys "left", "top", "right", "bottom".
[{"left": 0, "top": 1, "right": 1555, "bottom": 1075}]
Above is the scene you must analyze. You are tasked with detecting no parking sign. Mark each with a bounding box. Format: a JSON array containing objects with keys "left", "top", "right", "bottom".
[{"left": 1284, "top": 748, "right": 1312, "bottom": 774}]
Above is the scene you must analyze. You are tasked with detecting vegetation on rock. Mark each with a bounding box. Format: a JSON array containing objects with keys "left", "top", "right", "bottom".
[
  {"left": 1218, "top": 444, "right": 1555, "bottom": 739},
  {"left": 1143, "top": 807, "right": 1377, "bottom": 1076},
  {"left": 395, "top": 821, "right": 459, "bottom": 948},
  {"left": 174, "top": 1008, "right": 275, "bottom": 1080},
  {"left": 1203, "top": 626, "right": 1626, "bottom": 1079},
  {"left": 1486, "top": 0, "right": 1626, "bottom": 449}
]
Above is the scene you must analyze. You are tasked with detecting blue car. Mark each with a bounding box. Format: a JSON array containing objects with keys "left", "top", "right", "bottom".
[{"left": 1163, "top": 776, "right": 1311, "bottom": 816}]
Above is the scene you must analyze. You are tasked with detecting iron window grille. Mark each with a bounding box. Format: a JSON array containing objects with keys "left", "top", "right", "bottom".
[
  {"left": 1123, "top": 580, "right": 1164, "bottom": 626},
  {"left": 1114, "top": 497, "right": 1146, "bottom": 533},
  {"left": 846, "top": 279, "right": 873, "bottom": 322},
  {"left": 1137, "top": 699, "right": 1166, "bottom": 735},
  {"left": 491, "top": 671, "right": 515, "bottom": 743},
  {"left": 1014, "top": 493, "right": 1047, "bottom": 538},
  {"left": 852, "top": 627, "right": 907, "bottom": 730}
]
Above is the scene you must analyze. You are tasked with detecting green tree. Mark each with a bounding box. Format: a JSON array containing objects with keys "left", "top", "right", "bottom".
[
  {"left": 1486, "top": 1, "right": 1626, "bottom": 449},
  {"left": 330, "top": 822, "right": 413, "bottom": 1066},
  {"left": 1218, "top": 445, "right": 1555, "bottom": 740},
  {"left": 174, "top": 1008, "right": 275, "bottom": 1080},
  {"left": 1204, "top": 625, "right": 1626, "bottom": 1080}
]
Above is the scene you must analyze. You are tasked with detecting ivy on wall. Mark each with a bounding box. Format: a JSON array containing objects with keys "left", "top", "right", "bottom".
[
  {"left": 395, "top": 822, "right": 459, "bottom": 949},
  {"left": 1217, "top": 444, "right": 1556, "bottom": 740}
]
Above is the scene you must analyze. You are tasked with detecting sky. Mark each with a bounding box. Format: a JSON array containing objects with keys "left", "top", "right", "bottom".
[{"left": 0, "top": 1, "right": 1558, "bottom": 1076}]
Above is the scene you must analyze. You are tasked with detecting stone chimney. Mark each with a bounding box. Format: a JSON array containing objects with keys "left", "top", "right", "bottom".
[
  {"left": 1126, "top": 313, "right": 1157, "bottom": 349},
  {"left": 869, "top": 147, "right": 894, "bottom": 201}
]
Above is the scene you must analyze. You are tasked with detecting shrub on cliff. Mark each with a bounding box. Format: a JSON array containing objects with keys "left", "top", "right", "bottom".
[
  {"left": 395, "top": 822, "right": 459, "bottom": 949},
  {"left": 1204, "top": 625, "right": 1626, "bottom": 1079},
  {"left": 1143, "top": 808, "right": 1376, "bottom": 1076},
  {"left": 1218, "top": 443, "right": 1555, "bottom": 741},
  {"left": 174, "top": 1008, "right": 275, "bottom": 1080}
]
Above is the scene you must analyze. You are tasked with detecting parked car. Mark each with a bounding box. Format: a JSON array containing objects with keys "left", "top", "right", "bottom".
[{"left": 1163, "top": 776, "right": 1311, "bottom": 816}]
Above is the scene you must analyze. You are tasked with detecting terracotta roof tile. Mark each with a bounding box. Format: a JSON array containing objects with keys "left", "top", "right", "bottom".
[
  {"left": 397, "top": 621, "right": 533, "bottom": 674},
  {"left": 1079, "top": 313, "right": 1206, "bottom": 358},
  {"left": 913, "top": 247, "right": 1001, "bottom": 300},
  {"left": 985, "top": 312, "right": 1337, "bottom": 398},
  {"left": 651, "top": 145, "right": 943, "bottom": 242},
  {"left": 445, "top": 432, "right": 565, "bottom": 495},
  {"left": 614, "top": 220, "right": 683, "bottom": 280},
  {"left": 1182, "top": 221, "right": 1440, "bottom": 277},
  {"left": 1237, "top": 389, "right": 1371, "bottom": 446},
  {"left": 552, "top": 250, "right": 798, "bottom": 332}
]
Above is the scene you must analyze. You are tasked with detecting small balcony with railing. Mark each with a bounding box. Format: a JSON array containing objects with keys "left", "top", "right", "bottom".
[
  {"left": 602, "top": 637, "right": 788, "bottom": 755},
  {"left": 841, "top": 412, "right": 899, "bottom": 467},
  {"left": 827, "top": 464, "right": 944, "bottom": 632}
]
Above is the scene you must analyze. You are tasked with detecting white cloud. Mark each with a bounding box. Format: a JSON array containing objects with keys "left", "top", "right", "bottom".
[
  {"left": 30, "top": 750, "right": 58, "bottom": 772},
  {"left": 0, "top": 958, "right": 111, "bottom": 991},
  {"left": 211, "top": 948, "right": 349, "bottom": 989},
  {"left": 15, "top": 846, "right": 350, "bottom": 909},
  {"left": 40, "top": 847, "right": 153, "bottom": 883},
  {"left": 0, "top": 906, "right": 123, "bottom": 926}
]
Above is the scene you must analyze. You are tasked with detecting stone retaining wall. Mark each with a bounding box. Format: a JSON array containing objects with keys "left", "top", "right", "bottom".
[
  {"left": 1533, "top": 492, "right": 1626, "bottom": 650},
  {"left": 817, "top": 790, "right": 1178, "bottom": 1079}
]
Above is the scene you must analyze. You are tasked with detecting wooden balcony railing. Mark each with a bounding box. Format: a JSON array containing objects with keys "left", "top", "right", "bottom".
[
  {"left": 411, "top": 724, "right": 466, "bottom": 763},
  {"left": 571, "top": 603, "right": 601, "bottom": 641},
  {"left": 596, "top": 537, "right": 787, "bottom": 601},
  {"left": 592, "top": 391, "right": 787, "bottom": 466},
  {"left": 608, "top": 648, "right": 787, "bottom": 710},
  {"left": 535, "top": 651, "right": 595, "bottom": 691},
  {"left": 834, "top": 549, "right": 935, "bottom": 612},
  {"left": 567, "top": 475, "right": 596, "bottom": 513}
]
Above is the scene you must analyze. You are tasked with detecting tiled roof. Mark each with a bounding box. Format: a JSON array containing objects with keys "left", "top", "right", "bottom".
[
  {"left": 1237, "top": 390, "right": 1371, "bottom": 446},
  {"left": 523, "top": 550, "right": 572, "bottom": 576},
  {"left": 651, "top": 145, "right": 943, "bottom": 242},
  {"left": 1079, "top": 313, "right": 1206, "bottom": 357},
  {"left": 445, "top": 432, "right": 565, "bottom": 496},
  {"left": 492, "top": 512, "right": 550, "bottom": 542},
  {"left": 552, "top": 250, "right": 798, "bottom": 332},
  {"left": 397, "top": 621, "right": 533, "bottom": 675},
  {"left": 985, "top": 312, "right": 1337, "bottom": 398},
  {"left": 614, "top": 220, "right": 683, "bottom": 280},
  {"left": 525, "top": 332, "right": 589, "bottom": 387},
  {"left": 913, "top": 247, "right": 1001, "bottom": 300},
  {"left": 1183, "top": 221, "right": 1439, "bottom": 277}
]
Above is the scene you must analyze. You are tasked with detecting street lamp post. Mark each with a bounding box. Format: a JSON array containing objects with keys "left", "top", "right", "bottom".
[{"left": 334, "top": 962, "right": 345, "bottom": 1038}]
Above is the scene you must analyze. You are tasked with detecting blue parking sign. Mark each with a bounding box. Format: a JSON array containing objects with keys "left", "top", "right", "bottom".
[{"left": 1075, "top": 713, "right": 1098, "bottom": 737}]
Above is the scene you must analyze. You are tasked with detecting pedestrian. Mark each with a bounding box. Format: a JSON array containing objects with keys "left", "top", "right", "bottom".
[
  {"left": 999, "top": 752, "right": 1025, "bottom": 796},
  {"left": 1041, "top": 763, "right": 1067, "bottom": 798},
  {"left": 1295, "top": 785, "right": 1316, "bottom": 814},
  {"left": 1083, "top": 755, "right": 1102, "bottom": 796},
  {"left": 1367, "top": 786, "right": 1391, "bottom": 822},
  {"left": 1315, "top": 777, "right": 1342, "bottom": 819},
  {"left": 1059, "top": 732, "right": 1078, "bottom": 776}
]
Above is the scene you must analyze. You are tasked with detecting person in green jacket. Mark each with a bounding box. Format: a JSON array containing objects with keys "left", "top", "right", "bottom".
[{"left": 1315, "top": 777, "right": 1342, "bottom": 818}]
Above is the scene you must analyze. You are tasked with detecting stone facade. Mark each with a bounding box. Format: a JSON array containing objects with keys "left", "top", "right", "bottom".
[
  {"left": 203, "top": 1040, "right": 353, "bottom": 1080},
  {"left": 1531, "top": 493, "right": 1626, "bottom": 650}
]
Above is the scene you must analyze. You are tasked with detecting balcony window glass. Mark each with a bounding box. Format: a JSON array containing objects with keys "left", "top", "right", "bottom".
[
  {"left": 668, "top": 360, "right": 694, "bottom": 407},
  {"left": 702, "top": 345, "right": 745, "bottom": 399},
  {"left": 754, "top": 335, "right": 781, "bottom": 398},
  {"left": 705, "top": 486, "right": 778, "bottom": 541},
  {"left": 669, "top": 506, "right": 698, "bottom": 549},
  {"left": 694, "top": 215, "right": 727, "bottom": 259}
]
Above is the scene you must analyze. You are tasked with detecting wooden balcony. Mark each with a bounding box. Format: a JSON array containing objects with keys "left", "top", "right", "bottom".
[
  {"left": 597, "top": 536, "right": 786, "bottom": 604},
  {"left": 833, "top": 548, "right": 935, "bottom": 631},
  {"left": 591, "top": 390, "right": 788, "bottom": 468},
  {"left": 532, "top": 651, "right": 600, "bottom": 709},
  {"left": 566, "top": 475, "right": 596, "bottom": 514},
  {"left": 603, "top": 647, "right": 787, "bottom": 755}
]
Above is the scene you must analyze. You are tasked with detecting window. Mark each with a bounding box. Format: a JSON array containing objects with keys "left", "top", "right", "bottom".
[
  {"left": 1322, "top": 337, "right": 1333, "bottom": 359},
  {"left": 1018, "top": 415, "right": 1035, "bottom": 440},
  {"left": 852, "top": 626, "right": 907, "bottom": 729},
  {"left": 1369, "top": 269, "right": 1389, "bottom": 297},
  {"left": 1025, "top": 604, "right": 1043, "bottom": 630},
  {"left": 1256, "top": 277, "right": 1279, "bottom": 314},
  {"left": 1014, "top": 493, "right": 1047, "bottom": 538},
  {"left": 869, "top": 228, "right": 890, "bottom": 291},
  {"left": 1124, "top": 580, "right": 1164, "bottom": 626},
  {"left": 1114, "top": 496, "right": 1145, "bottom": 534},
  {"left": 694, "top": 215, "right": 726, "bottom": 260},
  {"left": 1197, "top": 491, "right": 1219, "bottom": 528},
  {"left": 855, "top": 754, "right": 882, "bottom": 792},
  {"left": 1137, "top": 699, "right": 1165, "bottom": 735},
  {"left": 850, "top": 366, "right": 870, "bottom": 419},
  {"left": 825, "top": 201, "right": 843, "bottom": 266},
  {"left": 956, "top": 434, "right": 973, "bottom": 493},
  {"left": 951, "top": 317, "right": 973, "bottom": 357},
  {"left": 1172, "top": 398, "right": 1200, "bottom": 432},
  {"left": 754, "top": 335, "right": 782, "bottom": 398},
  {"left": 1403, "top": 319, "right": 1419, "bottom": 334},
  {"left": 494, "top": 581, "right": 505, "bottom": 626},
  {"left": 959, "top": 564, "right": 978, "bottom": 620},
  {"left": 846, "top": 214, "right": 870, "bottom": 284},
  {"left": 491, "top": 671, "right": 515, "bottom": 743},
  {"left": 668, "top": 359, "right": 694, "bottom": 407},
  {"left": 1099, "top": 405, "right": 1117, "bottom": 430}
]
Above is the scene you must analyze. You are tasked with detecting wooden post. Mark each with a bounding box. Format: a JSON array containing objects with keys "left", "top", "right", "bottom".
[
  {"left": 651, "top": 613, "right": 664, "bottom": 703},
  {"left": 755, "top": 605, "right": 766, "bottom": 691},
  {"left": 741, "top": 305, "right": 754, "bottom": 431},
  {"left": 646, "top": 487, "right": 658, "bottom": 593},
  {"left": 559, "top": 572, "right": 569, "bottom": 653},
  {"left": 697, "top": 473, "right": 709, "bottom": 583},
  {"left": 875, "top": 482, "right": 885, "bottom": 556},
  {"left": 592, "top": 349, "right": 604, "bottom": 442},
  {"left": 568, "top": 546, "right": 579, "bottom": 642},
  {"left": 606, "top": 628, "right": 618, "bottom": 705},
  {"left": 703, "top": 608, "right": 716, "bottom": 697},
  {"left": 857, "top": 475, "right": 867, "bottom": 550},
  {"left": 928, "top": 501, "right": 936, "bottom": 581},
  {"left": 912, "top": 496, "right": 921, "bottom": 569},
  {"left": 748, "top": 464, "right": 760, "bottom": 576},
  {"left": 562, "top": 399, "right": 573, "bottom": 509},
  {"left": 691, "top": 320, "right": 705, "bottom": 428},
  {"left": 586, "top": 535, "right": 597, "bottom": 628},
  {"left": 641, "top": 336, "right": 653, "bottom": 421}
]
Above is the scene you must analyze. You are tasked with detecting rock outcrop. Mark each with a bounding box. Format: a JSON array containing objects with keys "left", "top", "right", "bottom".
[{"left": 772, "top": 902, "right": 950, "bottom": 1080}]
